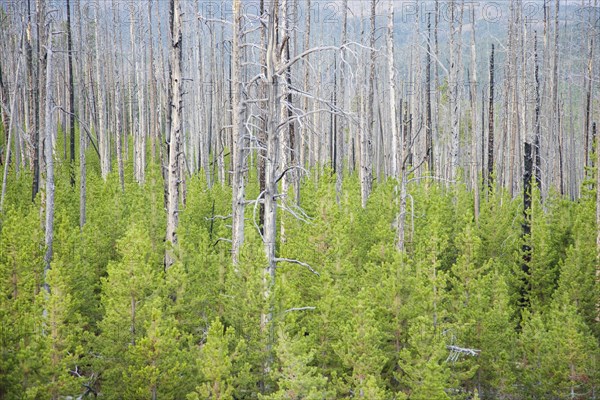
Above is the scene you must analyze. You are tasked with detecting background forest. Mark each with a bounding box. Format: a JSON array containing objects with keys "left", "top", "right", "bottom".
[{"left": 0, "top": 0, "right": 599, "bottom": 399}]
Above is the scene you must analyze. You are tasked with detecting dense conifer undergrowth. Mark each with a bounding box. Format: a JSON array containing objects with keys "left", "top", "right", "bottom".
[{"left": 0, "top": 147, "right": 598, "bottom": 399}]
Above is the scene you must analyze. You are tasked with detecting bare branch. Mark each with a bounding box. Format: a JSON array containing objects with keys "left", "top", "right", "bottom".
[
  {"left": 275, "top": 258, "right": 320, "bottom": 276},
  {"left": 284, "top": 306, "right": 316, "bottom": 313}
]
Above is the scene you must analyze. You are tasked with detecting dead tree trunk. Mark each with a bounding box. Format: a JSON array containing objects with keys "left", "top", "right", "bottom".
[
  {"left": 231, "top": 0, "right": 246, "bottom": 266},
  {"left": 425, "top": 13, "right": 433, "bottom": 173},
  {"left": 469, "top": 6, "right": 479, "bottom": 219},
  {"left": 449, "top": 0, "right": 460, "bottom": 181},
  {"left": 95, "top": 14, "right": 109, "bottom": 179},
  {"left": 66, "top": 0, "right": 75, "bottom": 186},
  {"left": 77, "top": 0, "right": 86, "bottom": 227},
  {"left": 521, "top": 141, "right": 534, "bottom": 311},
  {"left": 335, "top": 0, "right": 348, "bottom": 204},
  {"left": 32, "top": 0, "right": 46, "bottom": 202},
  {"left": 43, "top": 19, "right": 54, "bottom": 294},
  {"left": 534, "top": 33, "right": 542, "bottom": 190},
  {"left": 165, "top": 0, "right": 183, "bottom": 270},
  {"left": 487, "top": 44, "right": 495, "bottom": 191},
  {"left": 0, "top": 45, "right": 23, "bottom": 213},
  {"left": 261, "top": 6, "right": 280, "bottom": 384},
  {"left": 360, "top": 0, "right": 376, "bottom": 208},
  {"left": 592, "top": 122, "right": 600, "bottom": 322},
  {"left": 388, "top": 0, "right": 399, "bottom": 178}
]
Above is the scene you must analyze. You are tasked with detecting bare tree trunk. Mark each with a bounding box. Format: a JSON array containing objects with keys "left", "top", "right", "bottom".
[
  {"left": 279, "top": 0, "right": 291, "bottom": 243},
  {"left": 469, "top": 6, "right": 479, "bottom": 220},
  {"left": 550, "top": 0, "right": 560, "bottom": 192},
  {"left": 534, "top": 33, "right": 542, "bottom": 191},
  {"left": 231, "top": 0, "right": 246, "bottom": 267},
  {"left": 583, "top": 14, "right": 594, "bottom": 170},
  {"left": 66, "top": 0, "right": 75, "bottom": 186},
  {"left": 0, "top": 48, "right": 22, "bottom": 213},
  {"left": 76, "top": 0, "right": 86, "bottom": 228},
  {"left": 301, "top": 0, "right": 311, "bottom": 173},
  {"left": 360, "top": 0, "right": 376, "bottom": 208},
  {"left": 148, "top": 0, "right": 158, "bottom": 165},
  {"left": 388, "top": 0, "right": 399, "bottom": 179},
  {"left": 449, "top": 0, "right": 462, "bottom": 181},
  {"left": 43, "top": 20, "right": 54, "bottom": 293},
  {"left": 95, "top": 14, "right": 109, "bottom": 179},
  {"left": 262, "top": 6, "right": 280, "bottom": 385},
  {"left": 596, "top": 123, "right": 600, "bottom": 322},
  {"left": 521, "top": 141, "right": 533, "bottom": 311},
  {"left": 258, "top": 0, "right": 267, "bottom": 230},
  {"left": 425, "top": 13, "right": 433, "bottom": 174},
  {"left": 33, "top": 0, "right": 46, "bottom": 202},
  {"left": 335, "top": 0, "right": 348, "bottom": 204},
  {"left": 487, "top": 44, "right": 495, "bottom": 191},
  {"left": 165, "top": 0, "right": 183, "bottom": 270}
]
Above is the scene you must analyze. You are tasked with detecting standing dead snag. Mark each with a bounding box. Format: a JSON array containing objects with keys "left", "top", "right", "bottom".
[
  {"left": 231, "top": 0, "right": 246, "bottom": 267},
  {"left": 596, "top": 124, "right": 600, "bottom": 322},
  {"left": 487, "top": 44, "right": 495, "bottom": 191},
  {"left": 66, "top": 0, "right": 75, "bottom": 187},
  {"left": 43, "top": 18, "right": 55, "bottom": 294},
  {"left": 388, "top": 0, "right": 399, "bottom": 179},
  {"left": 165, "top": 0, "right": 183, "bottom": 270},
  {"left": 260, "top": 6, "right": 281, "bottom": 384},
  {"left": 521, "top": 142, "right": 534, "bottom": 312},
  {"left": 360, "top": 0, "right": 376, "bottom": 209}
]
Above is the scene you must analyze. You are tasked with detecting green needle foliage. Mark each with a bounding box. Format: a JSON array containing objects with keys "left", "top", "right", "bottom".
[{"left": 1, "top": 151, "right": 598, "bottom": 399}]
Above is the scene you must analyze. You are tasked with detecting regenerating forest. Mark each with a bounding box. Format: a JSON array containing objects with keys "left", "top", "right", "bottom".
[{"left": 0, "top": 0, "right": 599, "bottom": 398}]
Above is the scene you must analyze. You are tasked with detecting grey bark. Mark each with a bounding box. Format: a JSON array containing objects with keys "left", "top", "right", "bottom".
[
  {"left": 165, "top": 0, "right": 183, "bottom": 270},
  {"left": 231, "top": 0, "right": 246, "bottom": 266}
]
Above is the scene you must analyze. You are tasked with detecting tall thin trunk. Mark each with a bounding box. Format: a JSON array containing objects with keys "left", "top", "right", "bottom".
[
  {"left": 43, "top": 20, "right": 54, "bottom": 293},
  {"left": 165, "top": 0, "right": 183, "bottom": 270},
  {"left": 360, "top": 0, "right": 376, "bottom": 208},
  {"left": 279, "top": 0, "right": 291, "bottom": 242},
  {"left": 114, "top": 0, "right": 125, "bottom": 191},
  {"left": 469, "top": 6, "right": 479, "bottom": 220},
  {"left": 95, "top": 14, "right": 109, "bottom": 179},
  {"left": 231, "top": 0, "right": 246, "bottom": 266},
  {"left": 521, "top": 142, "right": 534, "bottom": 311},
  {"left": 592, "top": 122, "right": 600, "bottom": 322},
  {"left": 301, "top": 0, "right": 311, "bottom": 172},
  {"left": 262, "top": 5, "right": 280, "bottom": 387},
  {"left": 449, "top": 0, "right": 459, "bottom": 181},
  {"left": 258, "top": 0, "right": 267, "bottom": 230},
  {"left": 0, "top": 45, "right": 22, "bottom": 213},
  {"left": 425, "top": 13, "right": 433, "bottom": 174},
  {"left": 148, "top": 0, "right": 158, "bottom": 164},
  {"left": 487, "top": 44, "right": 495, "bottom": 191},
  {"left": 551, "top": 0, "right": 560, "bottom": 192},
  {"left": 534, "top": 33, "right": 542, "bottom": 190},
  {"left": 335, "top": 0, "right": 348, "bottom": 204},
  {"left": 77, "top": 0, "right": 86, "bottom": 227},
  {"left": 32, "top": 0, "right": 46, "bottom": 202},
  {"left": 388, "top": 0, "right": 399, "bottom": 178},
  {"left": 66, "top": 0, "right": 75, "bottom": 186},
  {"left": 583, "top": 11, "right": 594, "bottom": 170}
]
